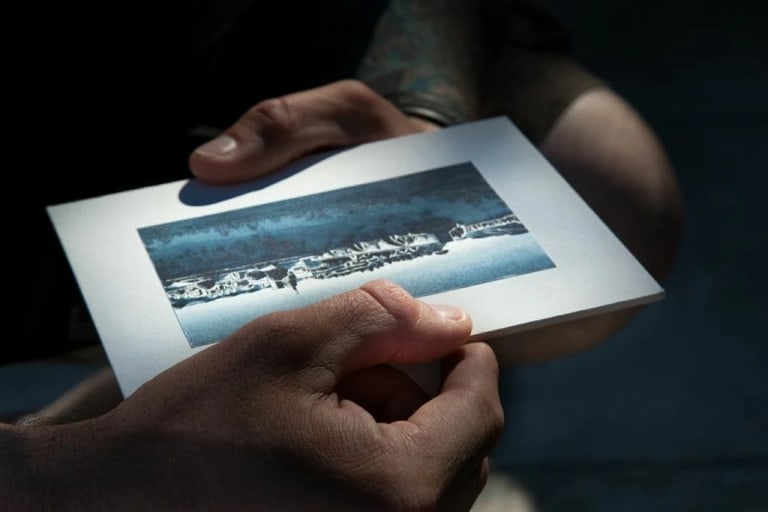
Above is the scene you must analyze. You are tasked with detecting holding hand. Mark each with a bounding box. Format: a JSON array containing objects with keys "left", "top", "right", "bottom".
[
  {"left": 4, "top": 280, "right": 502, "bottom": 511},
  {"left": 189, "top": 79, "right": 439, "bottom": 184}
]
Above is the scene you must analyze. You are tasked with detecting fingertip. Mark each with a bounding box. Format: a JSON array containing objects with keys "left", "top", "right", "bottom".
[
  {"left": 359, "top": 278, "right": 414, "bottom": 299},
  {"left": 451, "top": 341, "right": 500, "bottom": 380},
  {"left": 188, "top": 137, "right": 242, "bottom": 184},
  {"left": 334, "top": 280, "right": 472, "bottom": 368},
  {"left": 465, "top": 340, "right": 499, "bottom": 366},
  {"left": 439, "top": 342, "right": 501, "bottom": 412},
  {"left": 189, "top": 124, "right": 268, "bottom": 184},
  {"left": 403, "top": 345, "right": 503, "bottom": 476},
  {"left": 193, "top": 133, "right": 239, "bottom": 158}
]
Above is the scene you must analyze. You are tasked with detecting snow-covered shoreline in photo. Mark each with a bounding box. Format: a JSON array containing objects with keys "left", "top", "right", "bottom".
[{"left": 175, "top": 233, "right": 554, "bottom": 347}]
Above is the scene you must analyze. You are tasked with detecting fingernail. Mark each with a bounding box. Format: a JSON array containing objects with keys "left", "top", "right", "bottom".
[
  {"left": 194, "top": 134, "right": 238, "bottom": 157},
  {"left": 431, "top": 304, "right": 466, "bottom": 322}
]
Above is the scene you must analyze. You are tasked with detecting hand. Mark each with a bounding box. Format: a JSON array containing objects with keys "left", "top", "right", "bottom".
[
  {"left": 189, "top": 79, "right": 439, "bottom": 184},
  {"left": 5, "top": 280, "right": 502, "bottom": 511}
]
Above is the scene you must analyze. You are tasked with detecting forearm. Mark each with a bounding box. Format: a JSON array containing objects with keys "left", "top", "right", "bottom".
[
  {"left": 1, "top": 421, "right": 107, "bottom": 511},
  {"left": 356, "top": 0, "right": 507, "bottom": 126},
  {"left": 2, "top": 418, "right": 183, "bottom": 511}
]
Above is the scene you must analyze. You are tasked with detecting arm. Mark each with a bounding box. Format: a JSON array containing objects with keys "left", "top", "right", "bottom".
[
  {"left": 355, "top": 0, "right": 495, "bottom": 126},
  {"left": 188, "top": 1, "right": 511, "bottom": 183}
]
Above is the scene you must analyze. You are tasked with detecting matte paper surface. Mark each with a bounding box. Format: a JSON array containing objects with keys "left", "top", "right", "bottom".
[{"left": 48, "top": 117, "right": 663, "bottom": 396}]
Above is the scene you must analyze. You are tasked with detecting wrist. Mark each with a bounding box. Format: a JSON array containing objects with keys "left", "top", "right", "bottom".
[{"left": 1, "top": 419, "right": 107, "bottom": 510}]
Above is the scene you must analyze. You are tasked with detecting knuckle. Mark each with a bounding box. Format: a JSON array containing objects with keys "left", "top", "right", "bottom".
[
  {"left": 480, "top": 392, "right": 505, "bottom": 441},
  {"left": 487, "top": 400, "right": 505, "bottom": 439},
  {"left": 337, "top": 287, "right": 400, "bottom": 336},
  {"left": 326, "top": 80, "right": 412, "bottom": 142},
  {"left": 326, "top": 286, "right": 379, "bottom": 324},
  {"left": 333, "top": 80, "right": 398, "bottom": 130},
  {"left": 358, "top": 280, "right": 422, "bottom": 332},
  {"left": 229, "top": 312, "right": 314, "bottom": 371},
  {"left": 333, "top": 79, "right": 382, "bottom": 108},
  {"left": 474, "top": 342, "right": 501, "bottom": 377},
  {"left": 245, "top": 96, "right": 299, "bottom": 136}
]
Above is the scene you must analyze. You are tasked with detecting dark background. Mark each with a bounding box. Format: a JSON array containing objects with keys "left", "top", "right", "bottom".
[
  {"left": 488, "top": 0, "right": 768, "bottom": 509},
  {"left": 2, "top": 1, "right": 766, "bottom": 510}
]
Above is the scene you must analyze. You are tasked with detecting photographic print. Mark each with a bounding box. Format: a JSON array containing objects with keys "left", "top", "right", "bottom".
[
  {"left": 49, "top": 117, "right": 664, "bottom": 396},
  {"left": 138, "top": 162, "right": 556, "bottom": 347}
]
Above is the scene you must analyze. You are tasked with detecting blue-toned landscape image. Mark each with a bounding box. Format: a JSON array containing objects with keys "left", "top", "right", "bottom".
[{"left": 138, "top": 162, "right": 555, "bottom": 347}]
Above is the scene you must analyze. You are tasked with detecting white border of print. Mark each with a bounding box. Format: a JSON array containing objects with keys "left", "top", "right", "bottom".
[{"left": 48, "top": 117, "right": 663, "bottom": 396}]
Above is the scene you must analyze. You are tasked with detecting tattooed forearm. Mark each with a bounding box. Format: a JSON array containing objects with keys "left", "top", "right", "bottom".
[{"left": 356, "top": 0, "right": 503, "bottom": 126}]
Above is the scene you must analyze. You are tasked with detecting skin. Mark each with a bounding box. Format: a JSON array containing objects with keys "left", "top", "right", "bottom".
[
  {"left": 189, "top": 79, "right": 440, "bottom": 183},
  {"left": 1, "top": 280, "right": 503, "bottom": 511}
]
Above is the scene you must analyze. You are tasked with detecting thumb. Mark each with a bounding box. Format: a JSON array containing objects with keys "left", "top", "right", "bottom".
[
  {"left": 230, "top": 279, "right": 472, "bottom": 392},
  {"left": 189, "top": 80, "right": 425, "bottom": 184}
]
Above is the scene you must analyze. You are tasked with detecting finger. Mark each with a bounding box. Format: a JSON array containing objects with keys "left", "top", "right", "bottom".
[
  {"left": 189, "top": 80, "right": 426, "bottom": 184},
  {"left": 407, "top": 342, "right": 503, "bottom": 467},
  {"left": 336, "top": 365, "right": 430, "bottom": 423},
  {"left": 336, "top": 344, "right": 500, "bottom": 509},
  {"left": 228, "top": 279, "right": 471, "bottom": 391}
]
